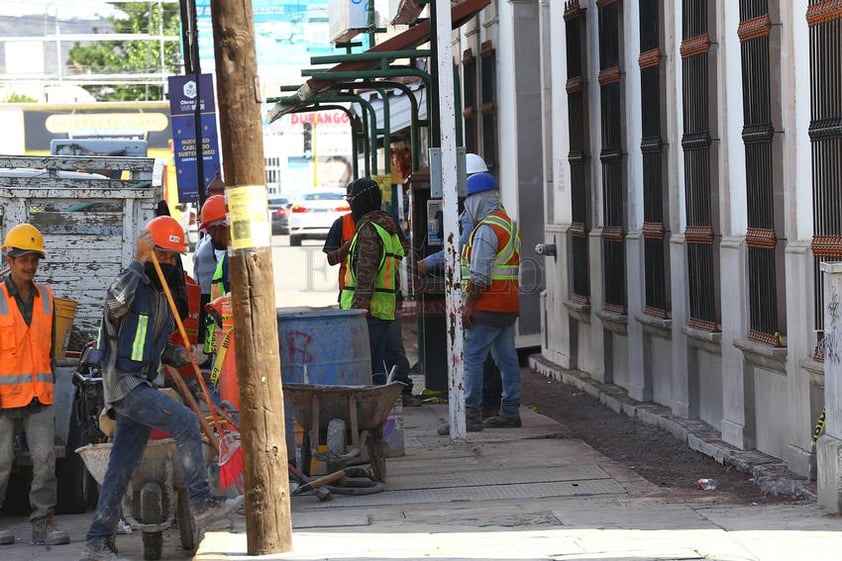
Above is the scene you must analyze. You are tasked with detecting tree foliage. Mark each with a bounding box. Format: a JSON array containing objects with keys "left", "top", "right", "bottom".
[{"left": 67, "top": 2, "right": 182, "bottom": 101}]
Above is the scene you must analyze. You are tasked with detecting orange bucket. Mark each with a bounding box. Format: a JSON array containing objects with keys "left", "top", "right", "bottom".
[{"left": 54, "top": 298, "right": 78, "bottom": 358}]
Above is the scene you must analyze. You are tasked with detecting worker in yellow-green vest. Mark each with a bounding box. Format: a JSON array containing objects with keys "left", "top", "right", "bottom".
[
  {"left": 197, "top": 195, "right": 230, "bottom": 355},
  {"left": 339, "top": 178, "right": 406, "bottom": 385}
]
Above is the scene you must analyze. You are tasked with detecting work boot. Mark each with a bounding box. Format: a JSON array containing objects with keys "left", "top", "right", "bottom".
[
  {"left": 0, "top": 528, "right": 13, "bottom": 545},
  {"left": 466, "top": 407, "right": 484, "bottom": 432},
  {"left": 402, "top": 388, "right": 423, "bottom": 407},
  {"left": 192, "top": 494, "right": 245, "bottom": 528},
  {"left": 80, "top": 535, "right": 127, "bottom": 561},
  {"left": 483, "top": 414, "right": 522, "bottom": 428},
  {"left": 438, "top": 408, "right": 484, "bottom": 435},
  {"left": 31, "top": 515, "right": 69, "bottom": 545}
]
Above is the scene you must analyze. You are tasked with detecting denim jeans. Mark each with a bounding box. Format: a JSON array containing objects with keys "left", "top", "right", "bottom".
[
  {"left": 464, "top": 322, "right": 521, "bottom": 417},
  {"left": 366, "top": 316, "right": 391, "bottom": 383},
  {"left": 0, "top": 405, "right": 58, "bottom": 521},
  {"left": 86, "top": 384, "right": 211, "bottom": 540},
  {"left": 384, "top": 315, "right": 412, "bottom": 387}
]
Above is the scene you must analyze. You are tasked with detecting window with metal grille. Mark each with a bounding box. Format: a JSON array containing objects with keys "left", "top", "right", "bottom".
[
  {"left": 462, "top": 50, "right": 477, "bottom": 153},
  {"left": 640, "top": 0, "right": 670, "bottom": 318},
  {"left": 808, "top": 0, "right": 842, "bottom": 360},
  {"left": 598, "top": 0, "right": 626, "bottom": 314},
  {"left": 565, "top": 1, "right": 591, "bottom": 304},
  {"left": 480, "top": 41, "right": 497, "bottom": 171},
  {"left": 739, "top": 0, "right": 784, "bottom": 347},
  {"left": 681, "top": 0, "right": 720, "bottom": 331}
]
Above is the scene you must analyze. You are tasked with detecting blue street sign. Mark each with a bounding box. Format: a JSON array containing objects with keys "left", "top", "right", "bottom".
[{"left": 168, "top": 73, "right": 221, "bottom": 203}]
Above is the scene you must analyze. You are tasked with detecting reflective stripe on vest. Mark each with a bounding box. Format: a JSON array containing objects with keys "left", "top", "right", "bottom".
[
  {"left": 131, "top": 314, "right": 149, "bottom": 361},
  {"left": 0, "top": 282, "right": 55, "bottom": 408},
  {"left": 460, "top": 211, "right": 520, "bottom": 313},
  {"left": 339, "top": 221, "right": 404, "bottom": 320}
]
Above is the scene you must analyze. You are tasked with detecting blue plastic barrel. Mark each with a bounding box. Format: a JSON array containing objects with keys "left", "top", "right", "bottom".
[
  {"left": 277, "top": 307, "right": 371, "bottom": 470},
  {"left": 276, "top": 307, "right": 371, "bottom": 385}
]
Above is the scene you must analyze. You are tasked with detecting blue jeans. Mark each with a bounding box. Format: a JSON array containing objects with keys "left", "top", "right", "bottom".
[
  {"left": 86, "top": 384, "right": 211, "bottom": 540},
  {"left": 366, "top": 316, "right": 391, "bottom": 383},
  {"left": 464, "top": 322, "right": 521, "bottom": 417},
  {"left": 384, "top": 315, "right": 412, "bottom": 387}
]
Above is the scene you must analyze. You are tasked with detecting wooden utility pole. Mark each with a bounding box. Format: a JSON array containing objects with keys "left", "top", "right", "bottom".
[{"left": 209, "top": 0, "right": 292, "bottom": 554}]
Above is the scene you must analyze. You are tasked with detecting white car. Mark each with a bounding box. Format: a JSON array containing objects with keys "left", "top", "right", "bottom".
[{"left": 288, "top": 190, "right": 350, "bottom": 246}]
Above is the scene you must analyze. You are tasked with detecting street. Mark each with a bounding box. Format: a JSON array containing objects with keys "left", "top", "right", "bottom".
[{"left": 183, "top": 234, "right": 340, "bottom": 310}]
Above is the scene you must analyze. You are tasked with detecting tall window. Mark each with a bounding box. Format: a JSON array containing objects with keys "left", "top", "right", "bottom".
[
  {"left": 480, "top": 41, "right": 498, "bottom": 170},
  {"left": 598, "top": 0, "right": 626, "bottom": 314},
  {"left": 739, "top": 0, "right": 784, "bottom": 346},
  {"left": 681, "top": 0, "right": 720, "bottom": 331},
  {"left": 565, "top": 1, "right": 591, "bottom": 304},
  {"left": 640, "top": 0, "right": 670, "bottom": 318},
  {"left": 462, "top": 49, "right": 477, "bottom": 153},
  {"left": 808, "top": 0, "right": 842, "bottom": 359}
]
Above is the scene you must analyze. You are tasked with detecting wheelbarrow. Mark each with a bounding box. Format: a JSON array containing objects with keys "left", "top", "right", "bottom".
[
  {"left": 283, "top": 382, "right": 403, "bottom": 483},
  {"left": 76, "top": 439, "right": 199, "bottom": 561}
]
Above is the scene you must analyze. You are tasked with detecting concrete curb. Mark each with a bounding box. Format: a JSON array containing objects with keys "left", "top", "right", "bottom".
[{"left": 528, "top": 353, "right": 816, "bottom": 500}]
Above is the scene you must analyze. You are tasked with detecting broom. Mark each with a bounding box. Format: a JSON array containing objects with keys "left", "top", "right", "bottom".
[{"left": 150, "top": 252, "right": 244, "bottom": 489}]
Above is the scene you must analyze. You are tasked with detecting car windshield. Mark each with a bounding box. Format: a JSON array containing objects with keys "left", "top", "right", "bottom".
[{"left": 269, "top": 198, "right": 289, "bottom": 206}]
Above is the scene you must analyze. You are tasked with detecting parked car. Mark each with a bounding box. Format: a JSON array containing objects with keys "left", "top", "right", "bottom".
[
  {"left": 288, "top": 190, "right": 350, "bottom": 246},
  {"left": 268, "top": 196, "right": 291, "bottom": 235}
]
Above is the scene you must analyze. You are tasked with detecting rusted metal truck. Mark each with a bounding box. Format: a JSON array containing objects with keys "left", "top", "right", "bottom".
[{"left": 0, "top": 153, "right": 163, "bottom": 513}]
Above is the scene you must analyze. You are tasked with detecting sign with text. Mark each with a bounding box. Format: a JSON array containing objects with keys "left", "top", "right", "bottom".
[{"left": 168, "top": 73, "right": 221, "bottom": 203}]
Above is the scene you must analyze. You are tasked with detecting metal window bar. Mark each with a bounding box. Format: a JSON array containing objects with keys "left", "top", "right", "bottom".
[
  {"left": 566, "top": 2, "right": 591, "bottom": 304},
  {"left": 480, "top": 48, "right": 497, "bottom": 170},
  {"left": 681, "top": 0, "right": 719, "bottom": 330},
  {"left": 462, "top": 57, "right": 477, "bottom": 153},
  {"left": 809, "top": 1, "right": 842, "bottom": 358},
  {"left": 740, "top": 0, "right": 781, "bottom": 345},
  {"left": 599, "top": 1, "right": 626, "bottom": 312}
]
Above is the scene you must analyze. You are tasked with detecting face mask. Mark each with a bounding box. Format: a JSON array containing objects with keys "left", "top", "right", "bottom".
[{"left": 143, "top": 261, "right": 179, "bottom": 292}]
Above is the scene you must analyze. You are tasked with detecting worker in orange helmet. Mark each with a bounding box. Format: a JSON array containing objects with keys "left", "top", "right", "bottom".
[{"left": 81, "top": 216, "right": 243, "bottom": 561}]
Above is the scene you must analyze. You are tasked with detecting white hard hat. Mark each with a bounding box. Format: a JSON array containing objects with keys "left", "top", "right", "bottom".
[{"left": 465, "top": 153, "right": 488, "bottom": 175}]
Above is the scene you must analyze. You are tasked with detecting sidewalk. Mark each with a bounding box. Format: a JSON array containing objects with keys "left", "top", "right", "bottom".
[{"left": 196, "top": 401, "right": 842, "bottom": 561}]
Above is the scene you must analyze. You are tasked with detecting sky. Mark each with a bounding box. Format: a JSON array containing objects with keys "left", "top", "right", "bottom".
[{"left": 0, "top": 0, "right": 125, "bottom": 20}]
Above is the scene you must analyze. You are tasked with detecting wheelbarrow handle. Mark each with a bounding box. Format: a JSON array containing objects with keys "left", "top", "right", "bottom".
[
  {"left": 165, "top": 365, "right": 220, "bottom": 455},
  {"left": 291, "top": 469, "right": 346, "bottom": 496}
]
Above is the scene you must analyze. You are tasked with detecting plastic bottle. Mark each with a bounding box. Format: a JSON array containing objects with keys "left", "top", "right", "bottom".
[{"left": 697, "top": 478, "right": 717, "bottom": 490}]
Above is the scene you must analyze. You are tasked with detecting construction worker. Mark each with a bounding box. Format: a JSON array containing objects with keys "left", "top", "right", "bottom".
[
  {"left": 197, "top": 195, "right": 230, "bottom": 357},
  {"left": 439, "top": 172, "right": 522, "bottom": 434},
  {"left": 0, "top": 224, "right": 70, "bottom": 546},
  {"left": 81, "top": 216, "right": 242, "bottom": 561},
  {"left": 416, "top": 154, "right": 503, "bottom": 418}
]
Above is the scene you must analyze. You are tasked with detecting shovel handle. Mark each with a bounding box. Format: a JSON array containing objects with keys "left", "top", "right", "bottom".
[
  {"left": 149, "top": 252, "right": 226, "bottom": 448},
  {"left": 165, "top": 365, "right": 219, "bottom": 454}
]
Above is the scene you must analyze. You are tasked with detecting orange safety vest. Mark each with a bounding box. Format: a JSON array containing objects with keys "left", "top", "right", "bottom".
[
  {"left": 337, "top": 213, "right": 356, "bottom": 291},
  {"left": 461, "top": 210, "right": 521, "bottom": 313},
  {"left": 0, "top": 282, "right": 55, "bottom": 408}
]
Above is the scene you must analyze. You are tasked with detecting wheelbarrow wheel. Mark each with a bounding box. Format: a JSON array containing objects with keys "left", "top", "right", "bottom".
[
  {"left": 326, "top": 418, "right": 347, "bottom": 474},
  {"left": 177, "top": 488, "right": 196, "bottom": 552},
  {"left": 366, "top": 425, "right": 387, "bottom": 482},
  {"left": 140, "top": 482, "right": 164, "bottom": 561}
]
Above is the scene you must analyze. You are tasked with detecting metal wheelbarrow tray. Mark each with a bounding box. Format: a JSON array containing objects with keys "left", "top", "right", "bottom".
[
  {"left": 283, "top": 382, "right": 403, "bottom": 482},
  {"left": 77, "top": 439, "right": 198, "bottom": 560}
]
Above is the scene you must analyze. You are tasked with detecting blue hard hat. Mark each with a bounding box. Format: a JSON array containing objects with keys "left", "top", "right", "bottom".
[{"left": 466, "top": 172, "right": 498, "bottom": 196}]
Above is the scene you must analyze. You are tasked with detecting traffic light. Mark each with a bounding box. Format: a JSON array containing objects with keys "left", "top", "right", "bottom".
[{"left": 302, "top": 122, "right": 312, "bottom": 158}]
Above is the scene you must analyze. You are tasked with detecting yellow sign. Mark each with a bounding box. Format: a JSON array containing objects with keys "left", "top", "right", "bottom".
[
  {"left": 372, "top": 174, "right": 392, "bottom": 205},
  {"left": 227, "top": 185, "right": 271, "bottom": 250}
]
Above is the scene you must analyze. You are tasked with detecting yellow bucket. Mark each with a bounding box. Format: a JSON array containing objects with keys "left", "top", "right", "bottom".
[{"left": 54, "top": 297, "right": 78, "bottom": 358}]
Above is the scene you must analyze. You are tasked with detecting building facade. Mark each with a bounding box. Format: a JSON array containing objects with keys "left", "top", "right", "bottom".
[{"left": 456, "top": 0, "right": 839, "bottom": 480}]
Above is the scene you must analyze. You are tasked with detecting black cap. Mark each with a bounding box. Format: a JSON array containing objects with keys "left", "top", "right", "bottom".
[{"left": 346, "top": 177, "right": 378, "bottom": 198}]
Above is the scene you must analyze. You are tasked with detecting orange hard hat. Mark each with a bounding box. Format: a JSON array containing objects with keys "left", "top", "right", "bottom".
[
  {"left": 200, "top": 195, "right": 227, "bottom": 230},
  {"left": 146, "top": 216, "right": 187, "bottom": 253}
]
